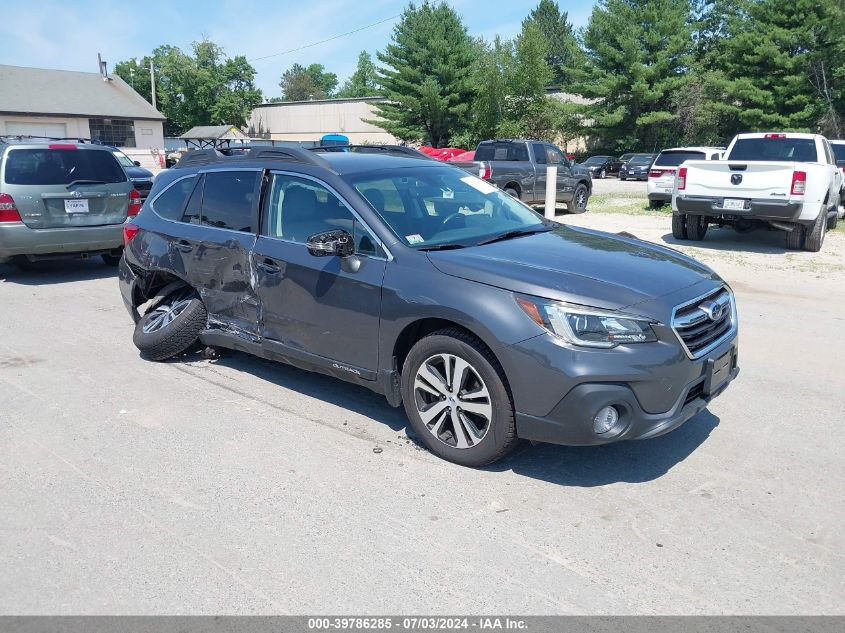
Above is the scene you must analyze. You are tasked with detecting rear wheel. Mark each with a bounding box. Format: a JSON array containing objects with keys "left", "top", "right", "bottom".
[
  {"left": 827, "top": 207, "right": 838, "bottom": 230},
  {"left": 133, "top": 287, "right": 207, "bottom": 361},
  {"left": 504, "top": 187, "right": 520, "bottom": 199},
  {"left": 786, "top": 223, "right": 804, "bottom": 250},
  {"left": 401, "top": 329, "right": 517, "bottom": 467},
  {"left": 649, "top": 200, "right": 665, "bottom": 209},
  {"left": 802, "top": 208, "right": 826, "bottom": 252},
  {"left": 672, "top": 214, "right": 688, "bottom": 240},
  {"left": 566, "top": 184, "right": 589, "bottom": 214},
  {"left": 102, "top": 252, "right": 122, "bottom": 266},
  {"left": 686, "top": 215, "right": 708, "bottom": 241}
]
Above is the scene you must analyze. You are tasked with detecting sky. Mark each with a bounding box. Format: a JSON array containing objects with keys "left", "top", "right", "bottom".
[{"left": 0, "top": 0, "right": 596, "bottom": 99}]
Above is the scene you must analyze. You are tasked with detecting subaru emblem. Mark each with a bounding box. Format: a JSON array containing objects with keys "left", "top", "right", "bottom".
[{"left": 699, "top": 300, "right": 724, "bottom": 321}]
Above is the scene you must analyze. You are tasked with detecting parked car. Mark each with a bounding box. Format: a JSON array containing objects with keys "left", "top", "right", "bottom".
[
  {"left": 451, "top": 139, "right": 592, "bottom": 213},
  {"left": 0, "top": 137, "right": 140, "bottom": 268},
  {"left": 582, "top": 155, "right": 623, "bottom": 179},
  {"left": 647, "top": 146, "right": 724, "bottom": 208},
  {"left": 672, "top": 133, "right": 842, "bottom": 251},
  {"left": 119, "top": 146, "right": 738, "bottom": 467},
  {"left": 619, "top": 154, "right": 656, "bottom": 181},
  {"left": 111, "top": 148, "right": 155, "bottom": 200},
  {"left": 619, "top": 153, "right": 637, "bottom": 163}
]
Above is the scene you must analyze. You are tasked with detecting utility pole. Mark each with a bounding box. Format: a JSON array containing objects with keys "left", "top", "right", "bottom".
[{"left": 149, "top": 59, "right": 157, "bottom": 110}]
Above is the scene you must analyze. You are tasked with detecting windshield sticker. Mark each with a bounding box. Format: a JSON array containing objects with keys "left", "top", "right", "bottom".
[
  {"left": 460, "top": 176, "right": 498, "bottom": 195},
  {"left": 441, "top": 188, "right": 454, "bottom": 199},
  {"left": 405, "top": 234, "right": 424, "bottom": 245}
]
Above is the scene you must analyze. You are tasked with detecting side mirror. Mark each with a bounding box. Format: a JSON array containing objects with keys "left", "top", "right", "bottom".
[
  {"left": 133, "top": 160, "right": 142, "bottom": 166},
  {"left": 306, "top": 229, "right": 355, "bottom": 258}
]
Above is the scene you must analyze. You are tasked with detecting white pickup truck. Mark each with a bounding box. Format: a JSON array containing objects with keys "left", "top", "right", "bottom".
[{"left": 672, "top": 132, "right": 842, "bottom": 251}]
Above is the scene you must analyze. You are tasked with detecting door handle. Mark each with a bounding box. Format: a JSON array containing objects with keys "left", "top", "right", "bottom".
[
  {"left": 174, "top": 240, "right": 193, "bottom": 253},
  {"left": 257, "top": 259, "right": 281, "bottom": 274}
]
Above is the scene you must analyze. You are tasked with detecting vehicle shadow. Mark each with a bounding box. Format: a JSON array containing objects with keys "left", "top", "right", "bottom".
[
  {"left": 661, "top": 225, "right": 791, "bottom": 254},
  {"left": 486, "top": 410, "right": 720, "bottom": 486},
  {"left": 0, "top": 260, "right": 118, "bottom": 284}
]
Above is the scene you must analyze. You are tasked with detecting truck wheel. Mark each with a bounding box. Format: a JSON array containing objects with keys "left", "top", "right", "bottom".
[
  {"left": 133, "top": 288, "right": 207, "bottom": 361},
  {"left": 401, "top": 328, "right": 518, "bottom": 467},
  {"left": 504, "top": 187, "right": 520, "bottom": 199},
  {"left": 566, "top": 184, "right": 589, "bottom": 214},
  {"left": 672, "top": 214, "right": 688, "bottom": 240},
  {"left": 686, "top": 215, "right": 708, "bottom": 241},
  {"left": 649, "top": 200, "right": 665, "bottom": 209},
  {"left": 802, "top": 208, "right": 826, "bottom": 252},
  {"left": 828, "top": 208, "right": 838, "bottom": 230}
]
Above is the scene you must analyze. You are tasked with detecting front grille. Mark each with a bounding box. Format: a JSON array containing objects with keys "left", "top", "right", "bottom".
[{"left": 672, "top": 287, "right": 735, "bottom": 358}]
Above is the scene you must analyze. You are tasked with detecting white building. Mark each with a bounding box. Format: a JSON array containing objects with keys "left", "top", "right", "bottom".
[
  {"left": 247, "top": 97, "right": 396, "bottom": 144},
  {"left": 0, "top": 64, "right": 166, "bottom": 153}
]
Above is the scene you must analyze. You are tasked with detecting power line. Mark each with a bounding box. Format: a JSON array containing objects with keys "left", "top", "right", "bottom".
[{"left": 249, "top": 13, "right": 401, "bottom": 63}]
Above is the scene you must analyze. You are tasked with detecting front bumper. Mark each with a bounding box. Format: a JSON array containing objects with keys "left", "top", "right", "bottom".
[
  {"left": 676, "top": 196, "right": 803, "bottom": 223},
  {"left": 0, "top": 222, "right": 123, "bottom": 262},
  {"left": 503, "top": 329, "right": 738, "bottom": 447}
]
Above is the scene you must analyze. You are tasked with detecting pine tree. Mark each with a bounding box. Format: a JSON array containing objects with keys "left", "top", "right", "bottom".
[
  {"left": 336, "top": 52, "right": 380, "bottom": 98},
  {"left": 576, "top": 0, "right": 694, "bottom": 151},
  {"left": 372, "top": 1, "right": 475, "bottom": 146},
  {"left": 522, "top": 0, "right": 580, "bottom": 87}
]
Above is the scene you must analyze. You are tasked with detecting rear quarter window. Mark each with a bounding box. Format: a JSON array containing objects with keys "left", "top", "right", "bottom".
[
  {"left": 654, "top": 151, "right": 705, "bottom": 167},
  {"left": 151, "top": 176, "right": 198, "bottom": 221},
  {"left": 3, "top": 148, "right": 127, "bottom": 185}
]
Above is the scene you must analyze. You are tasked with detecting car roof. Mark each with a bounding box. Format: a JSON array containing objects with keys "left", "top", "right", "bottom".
[
  {"left": 659, "top": 146, "right": 724, "bottom": 153},
  {"left": 733, "top": 132, "right": 820, "bottom": 140},
  {"left": 318, "top": 152, "right": 442, "bottom": 174}
]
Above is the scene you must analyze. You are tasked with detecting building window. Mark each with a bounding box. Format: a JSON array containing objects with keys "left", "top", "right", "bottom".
[{"left": 88, "top": 118, "right": 136, "bottom": 147}]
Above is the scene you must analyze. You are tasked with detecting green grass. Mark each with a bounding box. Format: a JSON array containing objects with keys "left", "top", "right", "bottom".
[{"left": 587, "top": 193, "right": 670, "bottom": 216}]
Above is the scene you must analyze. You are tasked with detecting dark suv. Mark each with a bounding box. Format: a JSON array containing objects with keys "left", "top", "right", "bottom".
[{"left": 119, "top": 147, "right": 739, "bottom": 467}]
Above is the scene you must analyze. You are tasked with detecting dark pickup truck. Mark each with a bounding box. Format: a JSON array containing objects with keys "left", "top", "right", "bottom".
[{"left": 451, "top": 139, "right": 592, "bottom": 213}]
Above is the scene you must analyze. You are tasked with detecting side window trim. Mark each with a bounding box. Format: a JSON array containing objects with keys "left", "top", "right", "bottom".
[
  {"left": 264, "top": 169, "right": 393, "bottom": 261},
  {"left": 148, "top": 173, "right": 199, "bottom": 222}
]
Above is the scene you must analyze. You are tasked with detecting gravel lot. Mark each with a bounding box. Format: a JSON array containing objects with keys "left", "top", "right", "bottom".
[{"left": 0, "top": 203, "right": 842, "bottom": 615}]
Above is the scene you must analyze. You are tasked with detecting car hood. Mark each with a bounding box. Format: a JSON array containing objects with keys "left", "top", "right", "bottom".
[{"left": 426, "top": 225, "right": 720, "bottom": 315}]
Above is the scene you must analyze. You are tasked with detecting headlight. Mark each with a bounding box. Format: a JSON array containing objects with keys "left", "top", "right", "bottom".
[{"left": 516, "top": 296, "right": 658, "bottom": 348}]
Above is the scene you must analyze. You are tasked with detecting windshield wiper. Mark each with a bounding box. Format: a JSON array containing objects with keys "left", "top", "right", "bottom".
[
  {"left": 66, "top": 179, "right": 106, "bottom": 188},
  {"left": 418, "top": 243, "right": 467, "bottom": 251},
  {"left": 476, "top": 226, "right": 553, "bottom": 246}
]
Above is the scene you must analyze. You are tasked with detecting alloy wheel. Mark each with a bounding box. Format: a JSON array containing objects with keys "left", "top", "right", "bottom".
[
  {"left": 142, "top": 291, "right": 194, "bottom": 334},
  {"left": 413, "top": 353, "right": 493, "bottom": 449}
]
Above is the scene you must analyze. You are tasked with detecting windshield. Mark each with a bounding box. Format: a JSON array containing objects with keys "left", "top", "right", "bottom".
[
  {"left": 628, "top": 155, "right": 653, "bottom": 165},
  {"left": 347, "top": 165, "right": 548, "bottom": 249},
  {"left": 112, "top": 151, "right": 134, "bottom": 167},
  {"left": 584, "top": 156, "right": 609, "bottom": 164},
  {"left": 655, "top": 150, "right": 705, "bottom": 167},
  {"left": 728, "top": 137, "right": 818, "bottom": 162}
]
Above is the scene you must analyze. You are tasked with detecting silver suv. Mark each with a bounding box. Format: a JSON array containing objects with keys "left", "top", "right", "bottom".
[{"left": 0, "top": 137, "right": 140, "bottom": 267}]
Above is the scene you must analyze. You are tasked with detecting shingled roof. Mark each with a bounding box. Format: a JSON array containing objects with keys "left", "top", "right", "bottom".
[{"left": 0, "top": 64, "right": 165, "bottom": 120}]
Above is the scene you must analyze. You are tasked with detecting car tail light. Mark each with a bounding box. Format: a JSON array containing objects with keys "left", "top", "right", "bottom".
[
  {"left": 649, "top": 169, "right": 674, "bottom": 178},
  {"left": 123, "top": 222, "right": 141, "bottom": 246},
  {"left": 479, "top": 163, "right": 492, "bottom": 180},
  {"left": 764, "top": 133, "right": 787, "bottom": 139},
  {"left": 127, "top": 189, "right": 142, "bottom": 217},
  {"left": 791, "top": 170, "right": 807, "bottom": 195},
  {"left": 677, "top": 167, "right": 687, "bottom": 190},
  {"left": 0, "top": 193, "right": 22, "bottom": 222},
  {"left": 48, "top": 143, "right": 77, "bottom": 149}
]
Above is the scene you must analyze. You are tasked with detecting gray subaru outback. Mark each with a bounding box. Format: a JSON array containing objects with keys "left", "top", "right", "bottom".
[
  {"left": 119, "top": 146, "right": 738, "bottom": 467},
  {"left": 0, "top": 138, "right": 140, "bottom": 267}
]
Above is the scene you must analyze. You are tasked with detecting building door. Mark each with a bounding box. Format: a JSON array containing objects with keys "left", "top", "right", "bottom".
[{"left": 5, "top": 121, "right": 68, "bottom": 138}]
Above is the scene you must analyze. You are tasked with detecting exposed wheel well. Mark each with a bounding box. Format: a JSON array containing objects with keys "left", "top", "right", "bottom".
[
  {"left": 504, "top": 182, "right": 521, "bottom": 196},
  {"left": 132, "top": 270, "right": 191, "bottom": 310},
  {"left": 392, "top": 318, "right": 498, "bottom": 375}
]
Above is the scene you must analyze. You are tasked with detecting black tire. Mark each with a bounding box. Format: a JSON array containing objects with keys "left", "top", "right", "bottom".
[
  {"left": 619, "top": 175, "right": 626, "bottom": 181},
  {"left": 9, "top": 256, "right": 38, "bottom": 271},
  {"left": 401, "top": 328, "right": 518, "bottom": 467},
  {"left": 686, "top": 214, "right": 708, "bottom": 241},
  {"left": 598, "top": 169, "right": 606, "bottom": 179},
  {"left": 102, "top": 252, "right": 122, "bottom": 266},
  {"left": 649, "top": 200, "right": 665, "bottom": 209},
  {"left": 802, "top": 208, "right": 826, "bottom": 252},
  {"left": 672, "top": 214, "right": 688, "bottom": 240},
  {"left": 132, "top": 288, "right": 207, "bottom": 361},
  {"left": 504, "top": 187, "right": 520, "bottom": 199},
  {"left": 566, "top": 184, "right": 589, "bottom": 214},
  {"left": 827, "top": 208, "right": 838, "bottom": 230},
  {"left": 786, "top": 224, "right": 804, "bottom": 250}
]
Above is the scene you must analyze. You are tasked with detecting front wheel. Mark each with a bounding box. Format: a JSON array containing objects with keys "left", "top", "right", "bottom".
[
  {"left": 401, "top": 329, "right": 517, "bottom": 467},
  {"left": 599, "top": 169, "right": 606, "bottom": 179},
  {"left": 133, "top": 287, "right": 207, "bottom": 361},
  {"left": 566, "top": 184, "right": 589, "bottom": 214}
]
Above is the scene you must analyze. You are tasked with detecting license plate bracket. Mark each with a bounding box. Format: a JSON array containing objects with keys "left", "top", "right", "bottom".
[
  {"left": 64, "top": 199, "right": 90, "bottom": 214},
  {"left": 704, "top": 350, "right": 733, "bottom": 396},
  {"left": 723, "top": 198, "right": 745, "bottom": 211}
]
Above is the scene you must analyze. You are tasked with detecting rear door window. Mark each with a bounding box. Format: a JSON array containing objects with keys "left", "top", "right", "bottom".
[
  {"left": 3, "top": 148, "right": 127, "bottom": 185},
  {"left": 532, "top": 143, "right": 547, "bottom": 164},
  {"left": 654, "top": 150, "right": 706, "bottom": 167},
  {"left": 727, "top": 138, "right": 818, "bottom": 162},
  {"left": 152, "top": 176, "right": 198, "bottom": 221},
  {"left": 200, "top": 171, "right": 258, "bottom": 232},
  {"left": 474, "top": 142, "right": 528, "bottom": 162}
]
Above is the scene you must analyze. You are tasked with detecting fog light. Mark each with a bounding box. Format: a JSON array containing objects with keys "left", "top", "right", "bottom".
[{"left": 593, "top": 406, "right": 619, "bottom": 434}]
